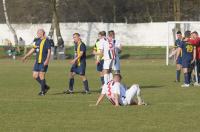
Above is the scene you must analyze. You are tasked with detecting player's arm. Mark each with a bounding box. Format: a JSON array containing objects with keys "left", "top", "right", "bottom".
[
  {"left": 192, "top": 46, "right": 196, "bottom": 63},
  {"left": 44, "top": 49, "right": 51, "bottom": 66},
  {"left": 175, "top": 47, "right": 181, "bottom": 61},
  {"left": 44, "top": 40, "right": 51, "bottom": 66},
  {"left": 95, "top": 94, "right": 105, "bottom": 106},
  {"left": 22, "top": 48, "right": 35, "bottom": 62},
  {"left": 114, "top": 93, "right": 119, "bottom": 107},
  {"left": 71, "top": 51, "right": 83, "bottom": 64}
]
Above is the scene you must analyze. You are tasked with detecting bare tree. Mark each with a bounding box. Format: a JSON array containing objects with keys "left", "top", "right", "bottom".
[
  {"left": 2, "top": 0, "right": 19, "bottom": 48},
  {"left": 48, "top": 0, "right": 64, "bottom": 47},
  {"left": 172, "top": 0, "right": 181, "bottom": 42}
]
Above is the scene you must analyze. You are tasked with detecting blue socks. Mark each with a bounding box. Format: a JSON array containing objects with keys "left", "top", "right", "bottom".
[
  {"left": 184, "top": 73, "right": 189, "bottom": 84},
  {"left": 69, "top": 78, "right": 74, "bottom": 91},
  {"left": 83, "top": 80, "right": 89, "bottom": 92},
  {"left": 40, "top": 79, "right": 46, "bottom": 92},
  {"left": 176, "top": 70, "right": 181, "bottom": 82},
  {"left": 100, "top": 76, "right": 104, "bottom": 85}
]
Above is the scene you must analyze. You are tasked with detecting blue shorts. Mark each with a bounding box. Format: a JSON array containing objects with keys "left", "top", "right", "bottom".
[
  {"left": 33, "top": 63, "right": 48, "bottom": 72},
  {"left": 176, "top": 57, "right": 182, "bottom": 65},
  {"left": 182, "top": 59, "right": 192, "bottom": 68},
  {"left": 70, "top": 62, "right": 86, "bottom": 75},
  {"left": 96, "top": 60, "right": 104, "bottom": 72}
]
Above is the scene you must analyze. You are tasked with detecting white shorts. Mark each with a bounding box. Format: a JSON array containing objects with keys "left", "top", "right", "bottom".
[
  {"left": 122, "top": 84, "right": 141, "bottom": 105},
  {"left": 103, "top": 59, "right": 114, "bottom": 70},
  {"left": 113, "top": 57, "right": 120, "bottom": 71}
]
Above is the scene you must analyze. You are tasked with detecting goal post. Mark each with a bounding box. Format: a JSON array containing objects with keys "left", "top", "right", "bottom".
[{"left": 166, "top": 21, "right": 200, "bottom": 66}]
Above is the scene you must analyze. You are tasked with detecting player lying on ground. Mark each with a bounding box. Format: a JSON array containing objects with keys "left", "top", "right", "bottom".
[
  {"left": 22, "top": 29, "right": 51, "bottom": 96},
  {"left": 94, "top": 74, "right": 146, "bottom": 106}
]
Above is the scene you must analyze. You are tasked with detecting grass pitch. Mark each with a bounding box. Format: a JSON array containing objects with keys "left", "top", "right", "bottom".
[{"left": 0, "top": 59, "right": 200, "bottom": 132}]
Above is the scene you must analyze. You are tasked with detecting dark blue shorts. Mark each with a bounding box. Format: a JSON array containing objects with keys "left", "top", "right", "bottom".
[
  {"left": 96, "top": 60, "right": 104, "bottom": 72},
  {"left": 182, "top": 59, "right": 192, "bottom": 68},
  {"left": 33, "top": 63, "right": 48, "bottom": 72},
  {"left": 70, "top": 62, "right": 86, "bottom": 75},
  {"left": 176, "top": 57, "right": 182, "bottom": 65}
]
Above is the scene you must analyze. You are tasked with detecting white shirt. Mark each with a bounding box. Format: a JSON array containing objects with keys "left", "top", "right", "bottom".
[
  {"left": 113, "top": 39, "right": 121, "bottom": 58},
  {"left": 99, "top": 37, "right": 116, "bottom": 60},
  {"left": 101, "top": 81, "right": 126, "bottom": 104}
]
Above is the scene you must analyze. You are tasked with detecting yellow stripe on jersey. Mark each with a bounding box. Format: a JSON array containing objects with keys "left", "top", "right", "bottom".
[
  {"left": 77, "top": 41, "right": 81, "bottom": 66},
  {"left": 38, "top": 39, "right": 46, "bottom": 63}
]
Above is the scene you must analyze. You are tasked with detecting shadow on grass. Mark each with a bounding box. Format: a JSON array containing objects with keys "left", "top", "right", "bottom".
[
  {"left": 51, "top": 89, "right": 101, "bottom": 95},
  {"left": 140, "top": 85, "right": 164, "bottom": 89}
]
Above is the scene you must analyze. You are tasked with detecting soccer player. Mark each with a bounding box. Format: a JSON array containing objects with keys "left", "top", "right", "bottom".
[
  {"left": 64, "top": 33, "right": 90, "bottom": 94},
  {"left": 99, "top": 31, "right": 116, "bottom": 84},
  {"left": 108, "top": 30, "right": 122, "bottom": 74},
  {"left": 189, "top": 31, "right": 200, "bottom": 85},
  {"left": 174, "top": 31, "right": 182, "bottom": 82},
  {"left": 22, "top": 29, "right": 51, "bottom": 96},
  {"left": 176, "top": 31, "right": 196, "bottom": 87},
  {"left": 94, "top": 74, "right": 146, "bottom": 106},
  {"left": 93, "top": 32, "right": 104, "bottom": 85}
]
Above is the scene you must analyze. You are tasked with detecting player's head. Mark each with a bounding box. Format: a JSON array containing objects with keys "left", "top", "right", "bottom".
[
  {"left": 99, "top": 31, "right": 106, "bottom": 38},
  {"left": 192, "top": 31, "right": 199, "bottom": 39},
  {"left": 73, "top": 33, "right": 81, "bottom": 43},
  {"left": 113, "top": 74, "right": 122, "bottom": 82},
  {"left": 184, "top": 30, "right": 191, "bottom": 38},
  {"left": 176, "top": 31, "right": 182, "bottom": 39},
  {"left": 37, "top": 29, "right": 45, "bottom": 38},
  {"left": 108, "top": 30, "right": 115, "bottom": 39}
]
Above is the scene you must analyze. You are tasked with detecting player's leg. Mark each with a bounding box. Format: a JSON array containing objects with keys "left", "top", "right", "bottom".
[
  {"left": 103, "top": 59, "right": 113, "bottom": 84},
  {"left": 176, "top": 63, "right": 181, "bottom": 82},
  {"left": 182, "top": 68, "right": 190, "bottom": 87},
  {"left": 66, "top": 71, "right": 75, "bottom": 94},
  {"left": 125, "top": 84, "right": 145, "bottom": 105},
  {"left": 79, "top": 62, "right": 90, "bottom": 93},
  {"left": 113, "top": 57, "right": 120, "bottom": 74},
  {"left": 97, "top": 60, "right": 104, "bottom": 85},
  {"left": 79, "top": 75, "right": 90, "bottom": 93}
]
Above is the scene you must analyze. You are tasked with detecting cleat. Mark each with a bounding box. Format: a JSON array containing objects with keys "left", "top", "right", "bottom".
[
  {"left": 181, "top": 84, "right": 190, "bottom": 87},
  {"left": 64, "top": 89, "right": 74, "bottom": 94},
  {"left": 38, "top": 91, "right": 45, "bottom": 96},
  {"left": 194, "top": 82, "right": 200, "bottom": 87},
  {"left": 44, "top": 85, "right": 50, "bottom": 94}
]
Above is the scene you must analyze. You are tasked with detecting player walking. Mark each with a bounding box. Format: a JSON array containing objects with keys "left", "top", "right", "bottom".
[
  {"left": 64, "top": 33, "right": 90, "bottom": 94},
  {"left": 108, "top": 30, "right": 122, "bottom": 74},
  {"left": 22, "top": 29, "right": 51, "bottom": 96}
]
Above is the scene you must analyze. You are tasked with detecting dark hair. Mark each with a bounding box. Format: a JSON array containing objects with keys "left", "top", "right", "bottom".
[
  {"left": 108, "top": 30, "right": 115, "bottom": 36},
  {"left": 99, "top": 31, "right": 106, "bottom": 36},
  {"left": 73, "top": 33, "right": 80, "bottom": 37},
  {"left": 114, "top": 74, "right": 122, "bottom": 80},
  {"left": 184, "top": 30, "right": 191, "bottom": 38},
  {"left": 176, "top": 31, "right": 182, "bottom": 34},
  {"left": 192, "top": 31, "right": 198, "bottom": 35}
]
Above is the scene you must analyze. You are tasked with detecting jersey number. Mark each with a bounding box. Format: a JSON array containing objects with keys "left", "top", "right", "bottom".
[{"left": 186, "top": 45, "right": 193, "bottom": 53}]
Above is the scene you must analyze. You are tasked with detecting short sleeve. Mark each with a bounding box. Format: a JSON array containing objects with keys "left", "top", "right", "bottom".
[
  {"left": 99, "top": 39, "right": 104, "bottom": 50},
  {"left": 80, "top": 43, "right": 86, "bottom": 52},
  {"left": 45, "top": 39, "right": 51, "bottom": 49}
]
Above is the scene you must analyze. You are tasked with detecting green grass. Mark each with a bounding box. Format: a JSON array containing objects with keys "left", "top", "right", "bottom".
[{"left": 0, "top": 59, "right": 200, "bottom": 132}]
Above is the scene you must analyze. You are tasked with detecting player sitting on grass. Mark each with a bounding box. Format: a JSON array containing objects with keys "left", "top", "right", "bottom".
[
  {"left": 22, "top": 29, "right": 51, "bottom": 96},
  {"left": 176, "top": 30, "right": 196, "bottom": 87},
  {"left": 94, "top": 74, "right": 146, "bottom": 106}
]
